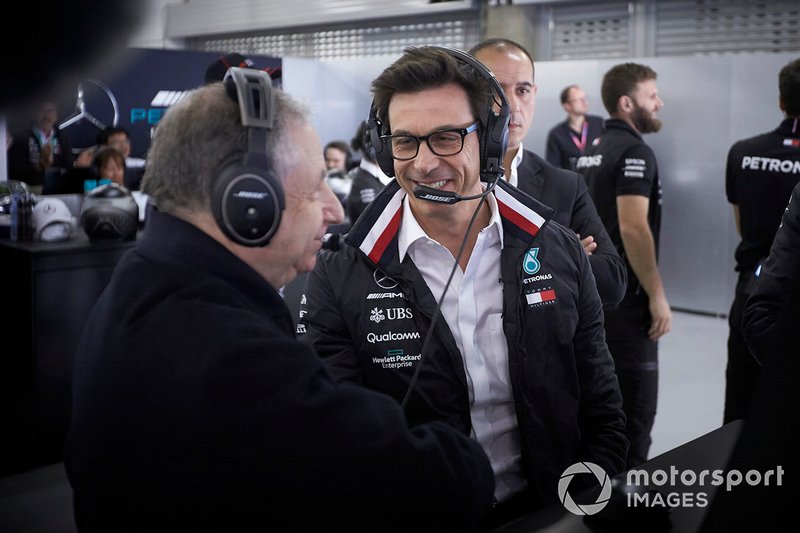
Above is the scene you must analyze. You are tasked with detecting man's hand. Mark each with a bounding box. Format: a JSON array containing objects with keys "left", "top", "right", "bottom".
[
  {"left": 648, "top": 294, "right": 672, "bottom": 340},
  {"left": 39, "top": 144, "right": 53, "bottom": 169},
  {"left": 578, "top": 233, "right": 597, "bottom": 256}
]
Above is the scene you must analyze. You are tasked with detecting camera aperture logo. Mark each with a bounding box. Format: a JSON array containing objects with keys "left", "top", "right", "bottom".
[{"left": 558, "top": 462, "right": 612, "bottom": 515}]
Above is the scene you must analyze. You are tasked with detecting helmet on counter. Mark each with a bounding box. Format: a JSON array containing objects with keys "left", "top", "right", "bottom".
[{"left": 80, "top": 183, "right": 138, "bottom": 241}]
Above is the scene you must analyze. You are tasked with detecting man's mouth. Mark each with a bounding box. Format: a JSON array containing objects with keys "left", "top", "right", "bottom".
[{"left": 416, "top": 179, "right": 447, "bottom": 190}]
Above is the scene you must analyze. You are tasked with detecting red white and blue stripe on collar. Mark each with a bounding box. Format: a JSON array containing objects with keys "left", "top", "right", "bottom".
[{"left": 356, "top": 184, "right": 546, "bottom": 268}]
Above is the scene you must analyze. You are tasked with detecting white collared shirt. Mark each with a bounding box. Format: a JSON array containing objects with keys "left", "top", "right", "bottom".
[
  {"left": 506, "top": 143, "right": 524, "bottom": 188},
  {"left": 398, "top": 191, "right": 527, "bottom": 502},
  {"left": 360, "top": 159, "right": 393, "bottom": 186}
]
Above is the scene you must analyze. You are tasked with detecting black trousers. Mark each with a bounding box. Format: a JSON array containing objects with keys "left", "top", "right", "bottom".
[
  {"left": 603, "top": 304, "right": 658, "bottom": 469},
  {"left": 724, "top": 271, "right": 762, "bottom": 424}
]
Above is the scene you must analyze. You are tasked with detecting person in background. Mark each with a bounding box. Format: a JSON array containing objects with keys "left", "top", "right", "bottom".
[
  {"left": 323, "top": 139, "right": 353, "bottom": 172},
  {"left": 344, "top": 119, "right": 393, "bottom": 226},
  {"left": 576, "top": 62, "right": 669, "bottom": 468},
  {"left": 723, "top": 57, "right": 800, "bottom": 423},
  {"left": 64, "top": 69, "right": 494, "bottom": 532},
  {"left": 91, "top": 145, "right": 126, "bottom": 187},
  {"left": 76, "top": 126, "right": 146, "bottom": 191},
  {"left": 298, "top": 46, "right": 627, "bottom": 528},
  {"left": 470, "top": 38, "right": 626, "bottom": 307},
  {"left": 545, "top": 84, "right": 605, "bottom": 171},
  {"left": 323, "top": 139, "right": 354, "bottom": 206},
  {"left": 7, "top": 99, "right": 74, "bottom": 191}
]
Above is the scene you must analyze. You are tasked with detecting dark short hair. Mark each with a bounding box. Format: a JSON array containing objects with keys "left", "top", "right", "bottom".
[
  {"left": 560, "top": 85, "right": 578, "bottom": 105},
  {"left": 92, "top": 145, "right": 126, "bottom": 172},
  {"left": 601, "top": 63, "right": 657, "bottom": 116},
  {"left": 96, "top": 126, "right": 130, "bottom": 146},
  {"left": 324, "top": 140, "right": 351, "bottom": 156},
  {"left": 779, "top": 58, "right": 800, "bottom": 117},
  {"left": 370, "top": 46, "right": 493, "bottom": 135}
]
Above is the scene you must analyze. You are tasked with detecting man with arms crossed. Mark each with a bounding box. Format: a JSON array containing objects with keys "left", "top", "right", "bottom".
[
  {"left": 470, "top": 38, "right": 626, "bottom": 307},
  {"left": 298, "top": 46, "right": 627, "bottom": 528}
]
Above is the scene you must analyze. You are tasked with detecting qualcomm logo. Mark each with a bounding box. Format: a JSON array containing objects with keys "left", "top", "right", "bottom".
[{"left": 558, "top": 462, "right": 612, "bottom": 515}]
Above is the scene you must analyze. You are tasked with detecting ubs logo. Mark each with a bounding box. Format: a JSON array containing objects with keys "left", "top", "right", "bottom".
[{"left": 373, "top": 270, "right": 398, "bottom": 290}]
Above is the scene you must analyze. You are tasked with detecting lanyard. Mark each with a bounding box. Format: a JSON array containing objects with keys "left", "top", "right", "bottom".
[{"left": 569, "top": 121, "right": 588, "bottom": 154}]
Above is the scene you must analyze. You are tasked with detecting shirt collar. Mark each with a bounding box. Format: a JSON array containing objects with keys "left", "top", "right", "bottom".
[
  {"left": 360, "top": 159, "right": 393, "bottom": 186},
  {"left": 507, "top": 143, "right": 524, "bottom": 187},
  {"left": 398, "top": 185, "right": 504, "bottom": 262}
]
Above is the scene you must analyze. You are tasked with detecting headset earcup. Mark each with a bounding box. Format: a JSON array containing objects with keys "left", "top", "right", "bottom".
[
  {"left": 211, "top": 161, "right": 285, "bottom": 247},
  {"left": 368, "top": 104, "right": 395, "bottom": 177},
  {"left": 481, "top": 106, "right": 510, "bottom": 179}
]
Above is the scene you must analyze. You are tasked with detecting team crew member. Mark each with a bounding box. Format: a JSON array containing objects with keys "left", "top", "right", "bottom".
[
  {"left": 576, "top": 62, "right": 669, "bottom": 468},
  {"left": 545, "top": 84, "right": 605, "bottom": 171},
  {"left": 724, "top": 57, "right": 800, "bottom": 423},
  {"left": 470, "top": 38, "right": 626, "bottom": 307},
  {"left": 65, "top": 69, "right": 495, "bottom": 532},
  {"left": 298, "top": 46, "right": 627, "bottom": 527},
  {"left": 345, "top": 120, "right": 393, "bottom": 225}
]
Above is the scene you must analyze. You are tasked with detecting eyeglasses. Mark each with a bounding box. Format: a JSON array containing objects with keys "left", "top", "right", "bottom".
[{"left": 381, "top": 121, "right": 479, "bottom": 161}]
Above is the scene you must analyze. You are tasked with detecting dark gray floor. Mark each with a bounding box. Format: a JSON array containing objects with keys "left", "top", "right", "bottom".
[{"left": 649, "top": 310, "right": 728, "bottom": 459}]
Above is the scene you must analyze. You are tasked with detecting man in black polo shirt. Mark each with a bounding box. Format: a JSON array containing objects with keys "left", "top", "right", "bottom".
[
  {"left": 723, "top": 57, "right": 800, "bottom": 424},
  {"left": 576, "top": 62, "right": 670, "bottom": 468},
  {"left": 470, "top": 38, "right": 626, "bottom": 307}
]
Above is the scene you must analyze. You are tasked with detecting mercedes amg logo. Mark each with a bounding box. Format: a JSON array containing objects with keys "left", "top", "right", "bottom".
[
  {"left": 373, "top": 270, "right": 398, "bottom": 290},
  {"left": 59, "top": 79, "right": 119, "bottom": 150}
]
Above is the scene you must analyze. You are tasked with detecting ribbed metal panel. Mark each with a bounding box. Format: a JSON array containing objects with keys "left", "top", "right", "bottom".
[
  {"left": 550, "top": 2, "right": 633, "bottom": 60},
  {"left": 166, "top": 0, "right": 475, "bottom": 38},
  {"left": 191, "top": 14, "right": 480, "bottom": 60},
  {"left": 656, "top": 0, "right": 800, "bottom": 55}
]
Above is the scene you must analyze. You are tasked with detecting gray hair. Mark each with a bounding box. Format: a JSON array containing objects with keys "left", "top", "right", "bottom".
[{"left": 142, "top": 81, "right": 310, "bottom": 214}]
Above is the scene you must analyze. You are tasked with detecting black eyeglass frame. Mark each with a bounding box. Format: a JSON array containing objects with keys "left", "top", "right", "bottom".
[{"left": 380, "top": 121, "right": 480, "bottom": 161}]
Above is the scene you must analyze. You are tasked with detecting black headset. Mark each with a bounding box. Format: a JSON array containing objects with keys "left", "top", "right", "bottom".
[
  {"left": 210, "top": 67, "right": 285, "bottom": 247},
  {"left": 367, "top": 45, "right": 510, "bottom": 182}
]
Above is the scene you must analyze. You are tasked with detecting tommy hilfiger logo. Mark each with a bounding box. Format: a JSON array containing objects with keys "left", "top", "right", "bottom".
[{"left": 526, "top": 288, "right": 557, "bottom": 306}]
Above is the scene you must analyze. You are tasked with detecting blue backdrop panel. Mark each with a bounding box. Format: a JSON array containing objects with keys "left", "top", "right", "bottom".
[{"left": 58, "top": 48, "right": 282, "bottom": 159}]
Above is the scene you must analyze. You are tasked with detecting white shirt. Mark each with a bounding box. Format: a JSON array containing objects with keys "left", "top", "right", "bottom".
[
  {"left": 359, "top": 159, "right": 393, "bottom": 186},
  {"left": 397, "top": 191, "right": 527, "bottom": 502},
  {"left": 506, "top": 143, "right": 524, "bottom": 188}
]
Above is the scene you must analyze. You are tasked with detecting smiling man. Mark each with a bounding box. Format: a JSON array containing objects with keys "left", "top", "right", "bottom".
[
  {"left": 297, "top": 46, "right": 627, "bottom": 528},
  {"left": 576, "top": 62, "right": 670, "bottom": 469},
  {"left": 65, "top": 68, "right": 497, "bottom": 532}
]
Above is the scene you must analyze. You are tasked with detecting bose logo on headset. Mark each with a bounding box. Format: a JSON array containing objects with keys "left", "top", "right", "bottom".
[
  {"left": 210, "top": 67, "right": 285, "bottom": 247},
  {"left": 366, "top": 45, "right": 511, "bottom": 206}
]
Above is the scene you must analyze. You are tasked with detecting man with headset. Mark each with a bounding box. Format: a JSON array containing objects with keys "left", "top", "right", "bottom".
[
  {"left": 297, "top": 46, "right": 627, "bottom": 527},
  {"left": 469, "top": 38, "right": 626, "bottom": 307},
  {"left": 65, "top": 68, "right": 496, "bottom": 531}
]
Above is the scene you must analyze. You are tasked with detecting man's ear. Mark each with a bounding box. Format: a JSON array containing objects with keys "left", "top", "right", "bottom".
[{"left": 618, "top": 94, "right": 633, "bottom": 114}]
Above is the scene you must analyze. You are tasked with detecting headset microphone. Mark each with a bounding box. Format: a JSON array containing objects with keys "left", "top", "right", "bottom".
[{"left": 412, "top": 172, "right": 501, "bottom": 204}]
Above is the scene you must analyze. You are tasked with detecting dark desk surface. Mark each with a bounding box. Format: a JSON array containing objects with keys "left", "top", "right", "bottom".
[
  {"left": 496, "top": 420, "right": 744, "bottom": 533},
  {"left": 0, "top": 231, "right": 137, "bottom": 255}
]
